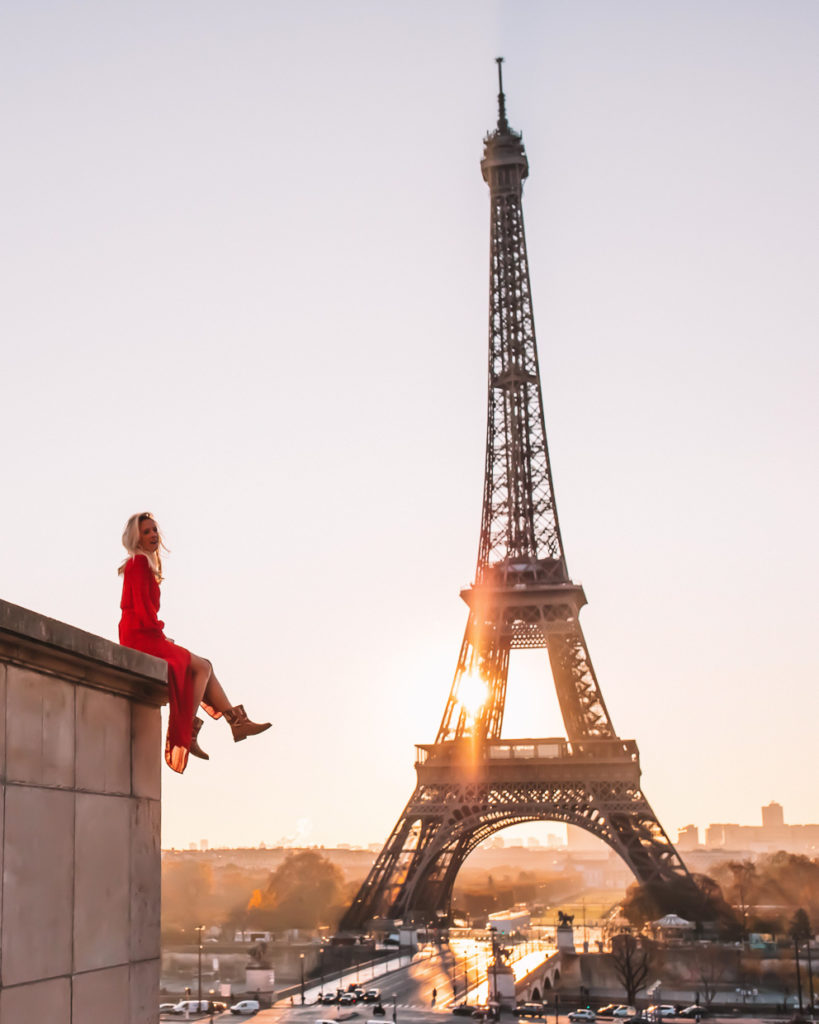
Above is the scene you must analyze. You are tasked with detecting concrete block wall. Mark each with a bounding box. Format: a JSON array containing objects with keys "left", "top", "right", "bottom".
[{"left": 0, "top": 599, "right": 168, "bottom": 1023}]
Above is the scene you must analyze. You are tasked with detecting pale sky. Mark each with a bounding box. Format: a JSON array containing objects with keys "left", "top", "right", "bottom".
[{"left": 2, "top": 2, "right": 817, "bottom": 854}]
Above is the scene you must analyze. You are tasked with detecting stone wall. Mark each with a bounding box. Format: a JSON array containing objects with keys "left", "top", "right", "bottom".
[{"left": 0, "top": 599, "right": 168, "bottom": 1023}]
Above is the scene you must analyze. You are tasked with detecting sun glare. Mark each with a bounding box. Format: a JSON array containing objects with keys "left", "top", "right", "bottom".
[{"left": 458, "top": 672, "right": 489, "bottom": 718}]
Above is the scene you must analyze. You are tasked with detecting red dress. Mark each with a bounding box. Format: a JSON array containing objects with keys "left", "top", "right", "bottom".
[{"left": 118, "top": 554, "right": 219, "bottom": 773}]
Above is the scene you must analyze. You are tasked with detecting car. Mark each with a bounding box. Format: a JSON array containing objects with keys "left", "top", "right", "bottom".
[
  {"left": 453, "top": 1004, "right": 480, "bottom": 1017},
  {"left": 339, "top": 992, "right": 358, "bottom": 1005},
  {"left": 514, "top": 1004, "right": 548, "bottom": 1017},
  {"left": 596, "top": 1007, "right": 619, "bottom": 1019},
  {"left": 647, "top": 1007, "right": 677, "bottom": 1019},
  {"left": 171, "top": 1000, "right": 217, "bottom": 1015},
  {"left": 230, "top": 999, "right": 261, "bottom": 1015},
  {"left": 612, "top": 1010, "right": 637, "bottom": 1020},
  {"left": 159, "top": 1006, "right": 177, "bottom": 1013},
  {"left": 568, "top": 1011, "right": 597, "bottom": 1023},
  {"left": 677, "top": 1009, "right": 709, "bottom": 1020},
  {"left": 321, "top": 993, "right": 338, "bottom": 1004},
  {"left": 365, "top": 989, "right": 382, "bottom": 1003}
]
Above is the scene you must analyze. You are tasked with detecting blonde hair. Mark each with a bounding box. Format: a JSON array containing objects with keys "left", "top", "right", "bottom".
[{"left": 118, "top": 512, "right": 165, "bottom": 581}]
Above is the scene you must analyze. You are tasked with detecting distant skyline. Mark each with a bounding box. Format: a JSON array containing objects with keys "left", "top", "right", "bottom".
[
  {"left": 165, "top": 798, "right": 817, "bottom": 853},
  {"left": 2, "top": 2, "right": 817, "bottom": 852}
]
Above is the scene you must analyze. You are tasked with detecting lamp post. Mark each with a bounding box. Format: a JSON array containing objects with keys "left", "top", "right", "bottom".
[
  {"left": 489, "top": 926, "right": 499, "bottom": 1005},
  {"left": 320, "top": 946, "right": 325, "bottom": 998},
  {"left": 300, "top": 952, "right": 305, "bottom": 1005},
  {"left": 195, "top": 925, "right": 205, "bottom": 1005}
]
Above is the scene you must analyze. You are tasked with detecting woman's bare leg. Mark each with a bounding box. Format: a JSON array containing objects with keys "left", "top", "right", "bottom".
[
  {"left": 189, "top": 653, "right": 269, "bottom": 741},
  {"left": 189, "top": 653, "right": 232, "bottom": 714},
  {"left": 204, "top": 668, "right": 231, "bottom": 712}
]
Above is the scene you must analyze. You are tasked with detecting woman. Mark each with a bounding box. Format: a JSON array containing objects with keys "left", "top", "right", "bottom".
[{"left": 118, "top": 511, "right": 270, "bottom": 773}]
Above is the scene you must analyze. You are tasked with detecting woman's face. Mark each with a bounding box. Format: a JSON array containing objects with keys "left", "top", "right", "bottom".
[{"left": 138, "top": 517, "right": 160, "bottom": 553}]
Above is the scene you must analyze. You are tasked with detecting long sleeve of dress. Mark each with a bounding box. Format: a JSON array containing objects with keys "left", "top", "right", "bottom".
[{"left": 126, "top": 555, "right": 165, "bottom": 632}]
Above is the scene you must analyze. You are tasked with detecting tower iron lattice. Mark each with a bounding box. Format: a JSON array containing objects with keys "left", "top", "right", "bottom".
[{"left": 339, "top": 60, "right": 692, "bottom": 933}]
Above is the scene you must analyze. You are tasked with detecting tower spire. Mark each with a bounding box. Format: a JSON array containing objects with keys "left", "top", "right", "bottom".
[{"left": 495, "top": 56, "right": 509, "bottom": 133}]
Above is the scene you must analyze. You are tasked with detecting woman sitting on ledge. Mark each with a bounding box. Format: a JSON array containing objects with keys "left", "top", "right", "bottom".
[{"left": 118, "top": 511, "right": 270, "bottom": 773}]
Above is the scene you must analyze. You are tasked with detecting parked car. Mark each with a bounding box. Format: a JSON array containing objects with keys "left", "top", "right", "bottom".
[
  {"left": 514, "top": 1003, "right": 548, "bottom": 1017},
  {"left": 321, "top": 992, "right": 338, "bottom": 1004},
  {"left": 647, "top": 1006, "right": 677, "bottom": 1018},
  {"left": 612, "top": 1010, "right": 637, "bottom": 1019},
  {"left": 339, "top": 992, "right": 358, "bottom": 1005},
  {"left": 453, "top": 1004, "right": 480, "bottom": 1017},
  {"left": 596, "top": 1007, "right": 621, "bottom": 1018},
  {"left": 678, "top": 1008, "right": 709, "bottom": 1020},
  {"left": 230, "top": 999, "right": 261, "bottom": 1015},
  {"left": 568, "top": 1011, "right": 597, "bottom": 1023},
  {"left": 365, "top": 989, "right": 382, "bottom": 1003},
  {"left": 171, "top": 1000, "right": 220, "bottom": 1015}
]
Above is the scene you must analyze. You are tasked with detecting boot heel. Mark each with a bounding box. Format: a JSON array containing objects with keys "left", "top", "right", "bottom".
[{"left": 190, "top": 716, "right": 210, "bottom": 760}]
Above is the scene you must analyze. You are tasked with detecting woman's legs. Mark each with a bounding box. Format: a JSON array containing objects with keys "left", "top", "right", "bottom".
[
  {"left": 189, "top": 652, "right": 270, "bottom": 744},
  {"left": 189, "top": 653, "right": 232, "bottom": 714}
]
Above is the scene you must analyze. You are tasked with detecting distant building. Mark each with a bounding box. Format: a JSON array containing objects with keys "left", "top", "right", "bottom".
[
  {"left": 488, "top": 907, "right": 531, "bottom": 933},
  {"left": 566, "top": 824, "right": 607, "bottom": 852},
  {"left": 761, "top": 802, "right": 784, "bottom": 829},
  {"left": 700, "top": 804, "right": 818, "bottom": 854},
  {"left": 199, "top": 838, "right": 208, "bottom": 851},
  {"left": 677, "top": 824, "right": 699, "bottom": 849}
]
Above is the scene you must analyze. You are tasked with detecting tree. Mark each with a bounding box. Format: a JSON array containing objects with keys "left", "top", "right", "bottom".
[
  {"left": 620, "top": 875, "right": 740, "bottom": 938},
  {"left": 610, "top": 932, "right": 656, "bottom": 1005},
  {"left": 244, "top": 849, "right": 347, "bottom": 931},
  {"left": 161, "top": 858, "right": 217, "bottom": 934},
  {"left": 710, "top": 852, "right": 819, "bottom": 935},
  {"left": 788, "top": 908, "right": 812, "bottom": 1014},
  {"left": 688, "top": 944, "right": 734, "bottom": 1007}
]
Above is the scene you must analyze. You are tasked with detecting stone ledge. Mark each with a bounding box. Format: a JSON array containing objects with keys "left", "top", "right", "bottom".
[{"left": 0, "top": 599, "right": 168, "bottom": 707}]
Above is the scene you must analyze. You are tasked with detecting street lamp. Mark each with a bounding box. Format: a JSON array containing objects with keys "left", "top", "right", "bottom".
[
  {"left": 300, "top": 952, "right": 305, "bottom": 1005},
  {"left": 320, "top": 946, "right": 325, "bottom": 997},
  {"left": 489, "top": 926, "right": 499, "bottom": 1005},
  {"left": 195, "top": 925, "right": 206, "bottom": 1005}
]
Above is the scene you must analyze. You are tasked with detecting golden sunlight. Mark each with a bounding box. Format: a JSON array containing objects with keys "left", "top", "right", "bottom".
[{"left": 457, "top": 671, "right": 489, "bottom": 718}]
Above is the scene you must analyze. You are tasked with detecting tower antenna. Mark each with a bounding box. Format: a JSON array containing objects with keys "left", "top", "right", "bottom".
[{"left": 495, "top": 56, "right": 509, "bottom": 132}]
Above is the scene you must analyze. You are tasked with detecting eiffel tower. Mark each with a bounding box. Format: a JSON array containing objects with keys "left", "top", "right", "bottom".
[{"left": 339, "top": 60, "right": 692, "bottom": 933}]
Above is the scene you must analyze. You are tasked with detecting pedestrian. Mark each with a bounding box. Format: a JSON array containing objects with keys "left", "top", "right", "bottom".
[
  {"left": 118, "top": 512, "right": 271, "bottom": 773},
  {"left": 432, "top": 987, "right": 437, "bottom": 1007}
]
